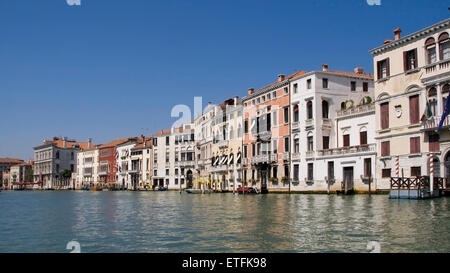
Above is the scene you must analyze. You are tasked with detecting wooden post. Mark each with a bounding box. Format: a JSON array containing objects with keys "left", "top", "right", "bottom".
[{"left": 368, "top": 171, "right": 371, "bottom": 196}]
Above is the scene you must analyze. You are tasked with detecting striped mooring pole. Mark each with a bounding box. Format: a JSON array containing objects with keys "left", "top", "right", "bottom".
[
  {"left": 430, "top": 154, "right": 434, "bottom": 194},
  {"left": 395, "top": 156, "right": 399, "bottom": 177}
]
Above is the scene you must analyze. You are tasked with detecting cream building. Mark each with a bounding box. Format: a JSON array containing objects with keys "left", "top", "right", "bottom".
[
  {"left": 75, "top": 146, "right": 99, "bottom": 189},
  {"left": 209, "top": 97, "right": 244, "bottom": 191},
  {"left": 130, "top": 138, "right": 153, "bottom": 189},
  {"left": 194, "top": 102, "right": 215, "bottom": 186},
  {"left": 369, "top": 18, "right": 450, "bottom": 187}
]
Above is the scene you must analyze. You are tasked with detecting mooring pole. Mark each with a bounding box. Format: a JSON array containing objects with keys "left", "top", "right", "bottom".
[{"left": 430, "top": 154, "right": 434, "bottom": 197}]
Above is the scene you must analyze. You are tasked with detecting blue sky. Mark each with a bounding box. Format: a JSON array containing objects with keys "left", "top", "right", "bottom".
[{"left": 0, "top": 0, "right": 449, "bottom": 159}]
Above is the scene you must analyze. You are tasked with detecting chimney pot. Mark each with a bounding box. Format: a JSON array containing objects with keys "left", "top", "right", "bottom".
[
  {"left": 354, "top": 67, "right": 364, "bottom": 74},
  {"left": 394, "top": 27, "right": 401, "bottom": 40},
  {"left": 322, "top": 64, "right": 328, "bottom": 71},
  {"left": 88, "top": 138, "right": 92, "bottom": 149},
  {"left": 248, "top": 88, "right": 254, "bottom": 95},
  {"left": 384, "top": 39, "right": 393, "bottom": 44},
  {"left": 277, "top": 74, "right": 285, "bottom": 82},
  {"left": 63, "top": 137, "right": 67, "bottom": 148}
]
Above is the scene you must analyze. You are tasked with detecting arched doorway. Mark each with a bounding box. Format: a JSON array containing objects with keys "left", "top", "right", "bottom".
[
  {"left": 445, "top": 152, "right": 450, "bottom": 178},
  {"left": 186, "top": 170, "right": 193, "bottom": 189}
]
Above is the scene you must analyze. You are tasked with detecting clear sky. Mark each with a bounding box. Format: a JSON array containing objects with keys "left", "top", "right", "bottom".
[{"left": 0, "top": 0, "right": 449, "bottom": 160}]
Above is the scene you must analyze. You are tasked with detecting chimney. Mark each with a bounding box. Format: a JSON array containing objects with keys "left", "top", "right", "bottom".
[
  {"left": 384, "top": 39, "right": 393, "bottom": 44},
  {"left": 63, "top": 137, "right": 67, "bottom": 148},
  {"left": 322, "top": 64, "right": 328, "bottom": 71},
  {"left": 88, "top": 138, "right": 92, "bottom": 149},
  {"left": 277, "top": 74, "right": 285, "bottom": 82},
  {"left": 394, "top": 28, "right": 401, "bottom": 40},
  {"left": 354, "top": 67, "right": 364, "bottom": 74},
  {"left": 248, "top": 88, "right": 254, "bottom": 95},
  {"left": 234, "top": 96, "right": 238, "bottom": 106}
]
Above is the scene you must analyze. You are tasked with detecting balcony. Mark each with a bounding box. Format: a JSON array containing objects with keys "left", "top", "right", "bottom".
[
  {"left": 282, "top": 152, "right": 289, "bottom": 161},
  {"left": 250, "top": 154, "right": 277, "bottom": 165},
  {"left": 305, "top": 119, "right": 314, "bottom": 129},
  {"left": 305, "top": 151, "right": 315, "bottom": 158},
  {"left": 424, "top": 59, "right": 450, "bottom": 77},
  {"left": 98, "top": 169, "right": 108, "bottom": 176},
  {"left": 317, "top": 143, "right": 376, "bottom": 157},
  {"left": 178, "top": 160, "right": 195, "bottom": 167},
  {"left": 321, "top": 118, "right": 332, "bottom": 129},
  {"left": 337, "top": 103, "right": 375, "bottom": 118},
  {"left": 292, "top": 153, "right": 301, "bottom": 161},
  {"left": 242, "top": 158, "right": 248, "bottom": 165},
  {"left": 129, "top": 167, "right": 140, "bottom": 174},
  {"left": 212, "top": 165, "right": 228, "bottom": 172},
  {"left": 256, "top": 131, "right": 271, "bottom": 142},
  {"left": 292, "top": 122, "right": 300, "bottom": 131},
  {"left": 422, "top": 115, "right": 450, "bottom": 131},
  {"left": 218, "top": 140, "right": 228, "bottom": 148}
]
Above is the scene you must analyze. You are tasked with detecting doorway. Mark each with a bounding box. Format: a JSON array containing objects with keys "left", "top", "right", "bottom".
[{"left": 343, "top": 167, "right": 354, "bottom": 194}]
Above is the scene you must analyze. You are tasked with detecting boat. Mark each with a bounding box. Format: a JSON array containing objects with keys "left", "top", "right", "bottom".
[
  {"left": 186, "top": 189, "right": 202, "bottom": 194},
  {"left": 237, "top": 186, "right": 258, "bottom": 194},
  {"left": 157, "top": 187, "right": 168, "bottom": 191}
]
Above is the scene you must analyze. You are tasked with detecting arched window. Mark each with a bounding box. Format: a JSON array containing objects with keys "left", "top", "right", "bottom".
[
  {"left": 439, "top": 32, "right": 450, "bottom": 61},
  {"left": 293, "top": 104, "right": 299, "bottom": 122},
  {"left": 322, "top": 100, "right": 329, "bottom": 118},
  {"left": 428, "top": 87, "right": 437, "bottom": 116},
  {"left": 307, "top": 101, "right": 313, "bottom": 120},
  {"left": 428, "top": 87, "right": 437, "bottom": 96},
  {"left": 442, "top": 83, "right": 450, "bottom": 94},
  {"left": 341, "top": 101, "right": 346, "bottom": 110},
  {"left": 425, "top": 37, "right": 437, "bottom": 64}
]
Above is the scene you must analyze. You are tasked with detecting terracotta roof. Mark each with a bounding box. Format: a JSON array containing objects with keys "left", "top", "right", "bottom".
[
  {"left": 252, "top": 70, "right": 308, "bottom": 95},
  {"left": 131, "top": 137, "right": 153, "bottom": 150},
  {"left": 43, "top": 139, "right": 95, "bottom": 150},
  {"left": 153, "top": 130, "right": 171, "bottom": 136},
  {"left": 323, "top": 70, "right": 374, "bottom": 79},
  {"left": 96, "top": 137, "right": 138, "bottom": 149},
  {"left": 0, "top": 158, "right": 24, "bottom": 164}
]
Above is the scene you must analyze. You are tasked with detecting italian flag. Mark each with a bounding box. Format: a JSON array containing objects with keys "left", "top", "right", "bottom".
[{"left": 420, "top": 100, "right": 432, "bottom": 122}]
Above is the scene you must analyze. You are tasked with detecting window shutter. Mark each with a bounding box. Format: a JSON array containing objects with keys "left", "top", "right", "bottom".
[
  {"left": 360, "top": 131, "right": 367, "bottom": 145},
  {"left": 409, "top": 95, "right": 419, "bottom": 124},
  {"left": 403, "top": 51, "right": 408, "bottom": 71},
  {"left": 377, "top": 61, "right": 381, "bottom": 80},
  {"left": 413, "top": 48, "right": 418, "bottom": 68},
  {"left": 380, "top": 102, "right": 389, "bottom": 129},
  {"left": 386, "top": 58, "right": 390, "bottom": 77}
]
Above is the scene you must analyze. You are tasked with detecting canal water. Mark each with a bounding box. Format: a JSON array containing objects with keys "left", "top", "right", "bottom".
[{"left": 0, "top": 191, "right": 448, "bottom": 253}]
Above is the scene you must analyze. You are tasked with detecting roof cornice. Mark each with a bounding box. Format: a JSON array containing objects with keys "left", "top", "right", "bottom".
[{"left": 369, "top": 18, "right": 450, "bottom": 56}]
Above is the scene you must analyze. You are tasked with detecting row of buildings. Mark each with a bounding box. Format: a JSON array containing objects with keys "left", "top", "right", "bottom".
[{"left": 3, "top": 18, "right": 449, "bottom": 193}]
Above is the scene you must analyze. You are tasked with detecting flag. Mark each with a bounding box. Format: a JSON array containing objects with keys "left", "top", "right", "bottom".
[
  {"left": 438, "top": 95, "right": 450, "bottom": 131},
  {"left": 420, "top": 100, "right": 433, "bottom": 122}
]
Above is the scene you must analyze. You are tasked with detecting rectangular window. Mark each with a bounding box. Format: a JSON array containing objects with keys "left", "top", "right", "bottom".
[
  {"left": 411, "top": 167, "right": 421, "bottom": 177},
  {"left": 363, "top": 82, "right": 368, "bottom": 92},
  {"left": 327, "top": 161, "right": 334, "bottom": 180},
  {"left": 273, "top": 139, "right": 278, "bottom": 154},
  {"left": 381, "top": 141, "right": 390, "bottom": 156},
  {"left": 251, "top": 143, "right": 256, "bottom": 157},
  {"left": 166, "top": 169, "right": 169, "bottom": 176},
  {"left": 293, "top": 83, "right": 298, "bottom": 93},
  {"left": 403, "top": 48, "right": 418, "bottom": 71},
  {"left": 293, "top": 164, "right": 299, "bottom": 181},
  {"left": 364, "top": 158, "right": 371, "bottom": 178},
  {"left": 175, "top": 178, "right": 178, "bottom": 185},
  {"left": 294, "top": 138, "right": 300, "bottom": 153},
  {"left": 273, "top": 91, "right": 277, "bottom": 98},
  {"left": 343, "top": 134, "right": 350, "bottom": 147},
  {"left": 322, "top": 78, "right": 328, "bottom": 89},
  {"left": 409, "top": 95, "right": 419, "bottom": 124},
  {"left": 429, "top": 134, "right": 440, "bottom": 152},
  {"left": 307, "top": 163, "right": 313, "bottom": 181},
  {"left": 377, "top": 58, "right": 389, "bottom": 80},
  {"left": 244, "top": 119, "right": 248, "bottom": 134},
  {"left": 427, "top": 46, "right": 437, "bottom": 64},
  {"left": 380, "top": 102, "right": 389, "bottom": 129},
  {"left": 360, "top": 131, "right": 367, "bottom": 145},
  {"left": 272, "top": 110, "right": 278, "bottom": 126},
  {"left": 382, "top": 168, "right": 391, "bottom": 178},
  {"left": 284, "top": 165, "right": 289, "bottom": 178},
  {"left": 410, "top": 136, "right": 420, "bottom": 154},
  {"left": 243, "top": 145, "right": 248, "bottom": 158},
  {"left": 307, "top": 79, "right": 311, "bottom": 89},
  {"left": 166, "top": 136, "right": 169, "bottom": 145},
  {"left": 307, "top": 136, "right": 314, "bottom": 151},
  {"left": 323, "top": 136, "right": 329, "bottom": 150},
  {"left": 272, "top": 166, "right": 277, "bottom": 179},
  {"left": 284, "top": 107, "right": 289, "bottom": 124},
  {"left": 284, "top": 87, "right": 288, "bottom": 94},
  {"left": 351, "top": 81, "right": 356, "bottom": 91},
  {"left": 284, "top": 137, "right": 289, "bottom": 152}
]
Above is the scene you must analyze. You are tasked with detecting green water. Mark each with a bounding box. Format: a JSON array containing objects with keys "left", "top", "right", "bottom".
[{"left": 0, "top": 191, "right": 448, "bottom": 253}]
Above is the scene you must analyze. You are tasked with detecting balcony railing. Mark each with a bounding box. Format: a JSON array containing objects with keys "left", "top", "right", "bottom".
[
  {"left": 282, "top": 152, "right": 289, "bottom": 161},
  {"left": 250, "top": 154, "right": 277, "bottom": 165},
  {"left": 292, "top": 122, "right": 300, "bottom": 131},
  {"left": 425, "top": 59, "right": 450, "bottom": 75},
  {"left": 305, "top": 151, "right": 315, "bottom": 158},
  {"left": 322, "top": 118, "right": 332, "bottom": 128},
  {"left": 218, "top": 140, "right": 228, "bottom": 148},
  {"left": 317, "top": 143, "right": 376, "bottom": 157},
  {"left": 291, "top": 153, "right": 301, "bottom": 161},
  {"left": 178, "top": 160, "right": 195, "bottom": 167},
  {"left": 337, "top": 103, "right": 375, "bottom": 117},
  {"left": 129, "top": 167, "right": 140, "bottom": 173},
  {"left": 422, "top": 115, "right": 450, "bottom": 130},
  {"left": 305, "top": 119, "right": 314, "bottom": 128}
]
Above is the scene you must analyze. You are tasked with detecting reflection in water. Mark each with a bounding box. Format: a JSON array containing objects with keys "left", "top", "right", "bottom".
[{"left": 0, "top": 191, "right": 448, "bottom": 253}]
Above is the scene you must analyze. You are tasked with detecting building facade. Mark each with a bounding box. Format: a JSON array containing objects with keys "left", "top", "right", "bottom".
[
  {"left": 0, "top": 158, "right": 24, "bottom": 189},
  {"left": 369, "top": 19, "right": 450, "bottom": 187},
  {"left": 75, "top": 146, "right": 99, "bottom": 189},
  {"left": 289, "top": 65, "right": 376, "bottom": 192},
  {"left": 33, "top": 137, "right": 91, "bottom": 189}
]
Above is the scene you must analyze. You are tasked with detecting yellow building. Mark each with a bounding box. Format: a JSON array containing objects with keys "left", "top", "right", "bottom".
[{"left": 369, "top": 18, "right": 450, "bottom": 187}]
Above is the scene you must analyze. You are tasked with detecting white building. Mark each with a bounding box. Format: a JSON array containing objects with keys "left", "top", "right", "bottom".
[
  {"left": 115, "top": 138, "right": 139, "bottom": 190},
  {"left": 289, "top": 65, "right": 376, "bottom": 192},
  {"left": 75, "top": 145, "right": 99, "bottom": 189}
]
